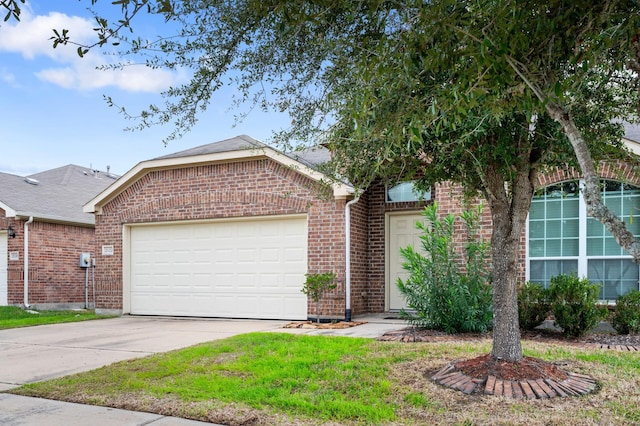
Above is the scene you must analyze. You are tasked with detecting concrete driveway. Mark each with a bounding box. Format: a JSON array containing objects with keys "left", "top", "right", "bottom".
[{"left": 0, "top": 316, "right": 287, "bottom": 391}]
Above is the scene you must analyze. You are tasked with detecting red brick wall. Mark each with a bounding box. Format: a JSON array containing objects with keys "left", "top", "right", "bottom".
[
  {"left": 91, "top": 158, "right": 640, "bottom": 319},
  {"left": 348, "top": 193, "right": 369, "bottom": 315},
  {"left": 94, "top": 159, "right": 347, "bottom": 318},
  {"left": 365, "top": 180, "right": 432, "bottom": 312},
  {"left": 3, "top": 218, "right": 95, "bottom": 307},
  {"left": 422, "top": 162, "right": 640, "bottom": 287}
]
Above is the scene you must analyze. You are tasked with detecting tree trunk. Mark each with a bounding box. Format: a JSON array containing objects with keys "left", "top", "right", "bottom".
[
  {"left": 546, "top": 103, "right": 640, "bottom": 263},
  {"left": 484, "top": 163, "right": 535, "bottom": 362}
]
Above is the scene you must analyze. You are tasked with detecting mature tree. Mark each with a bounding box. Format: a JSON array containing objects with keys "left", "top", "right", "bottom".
[
  {"left": 38, "top": 1, "right": 640, "bottom": 364},
  {"left": 422, "top": 1, "right": 640, "bottom": 262}
]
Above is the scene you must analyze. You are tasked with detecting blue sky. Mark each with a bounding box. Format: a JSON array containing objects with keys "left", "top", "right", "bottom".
[{"left": 0, "top": 1, "right": 291, "bottom": 176}]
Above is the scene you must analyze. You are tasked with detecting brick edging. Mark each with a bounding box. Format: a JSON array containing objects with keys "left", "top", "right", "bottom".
[{"left": 431, "top": 365, "right": 597, "bottom": 399}]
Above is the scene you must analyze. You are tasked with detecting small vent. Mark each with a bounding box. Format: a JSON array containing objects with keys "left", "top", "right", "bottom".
[{"left": 24, "top": 177, "right": 40, "bottom": 186}]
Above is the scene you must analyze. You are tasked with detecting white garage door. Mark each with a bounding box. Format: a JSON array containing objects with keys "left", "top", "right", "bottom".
[{"left": 128, "top": 216, "right": 308, "bottom": 319}]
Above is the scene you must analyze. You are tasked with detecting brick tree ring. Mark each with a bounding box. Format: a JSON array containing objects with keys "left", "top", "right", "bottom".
[
  {"left": 375, "top": 328, "right": 640, "bottom": 399},
  {"left": 431, "top": 354, "right": 597, "bottom": 399}
]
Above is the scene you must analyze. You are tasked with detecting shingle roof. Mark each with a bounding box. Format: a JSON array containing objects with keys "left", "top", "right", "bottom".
[
  {"left": 0, "top": 164, "right": 117, "bottom": 226},
  {"left": 624, "top": 123, "right": 640, "bottom": 143},
  {"left": 153, "top": 134, "right": 331, "bottom": 167},
  {"left": 154, "top": 135, "right": 266, "bottom": 160}
]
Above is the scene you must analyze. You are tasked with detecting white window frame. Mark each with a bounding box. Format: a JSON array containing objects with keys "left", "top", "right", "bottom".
[{"left": 526, "top": 179, "right": 640, "bottom": 302}]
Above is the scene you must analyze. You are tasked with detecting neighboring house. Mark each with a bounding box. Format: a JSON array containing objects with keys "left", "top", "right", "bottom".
[
  {"left": 84, "top": 133, "right": 640, "bottom": 321},
  {"left": 0, "top": 165, "right": 116, "bottom": 308}
]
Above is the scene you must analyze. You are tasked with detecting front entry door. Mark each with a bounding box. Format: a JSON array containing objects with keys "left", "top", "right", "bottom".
[{"left": 387, "top": 213, "right": 425, "bottom": 311}]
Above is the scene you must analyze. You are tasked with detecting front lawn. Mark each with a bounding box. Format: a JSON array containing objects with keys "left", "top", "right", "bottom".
[
  {"left": 10, "top": 332, "right": 640, "bottom": 425},
  {"left": 0, "top": 306, "right": 110, "bottom": 329}
]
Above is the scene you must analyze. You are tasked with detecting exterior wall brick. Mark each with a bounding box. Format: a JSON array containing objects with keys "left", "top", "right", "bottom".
[
  {"left": 365, "top": 180, "right": 432, "bottom": 312},
  {"left": 363, "top": 160, "right": 640, "bottom": 314},
  {"left": 348, "top": 193, "right": 369, "bottom": 316},
  {"left": 1, "top": 216, "right": 95, "bottom": 308},
  {"left": 94, "top": 159, "right": 348, "bottom": 318},
  {"left": 89, "top": 156, "right": 640, "bottom": 320}
]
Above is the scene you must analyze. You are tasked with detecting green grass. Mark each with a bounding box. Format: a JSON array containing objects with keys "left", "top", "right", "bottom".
[
  {"left": 0, "top": 306, "right": 110, "bottom": 329},
  {"left": 10, "top": 333, "right": 640, "bottom": 425}
]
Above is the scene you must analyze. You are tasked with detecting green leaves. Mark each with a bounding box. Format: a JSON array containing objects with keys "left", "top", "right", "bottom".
[
  {"left": 1, "top": 0, "right": 24, "bottom": 22},
  {"left": 397, "top": 203, "right": 493, "bottom": 334}
]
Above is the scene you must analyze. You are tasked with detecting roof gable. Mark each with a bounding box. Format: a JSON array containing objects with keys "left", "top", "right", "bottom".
[{"left": 84, "top": 135, "right": 351, "bottom": 214}]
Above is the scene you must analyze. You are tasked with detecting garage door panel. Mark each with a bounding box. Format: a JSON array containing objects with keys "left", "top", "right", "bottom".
[{"left": 130, "top": 216, "right": 308, "bottom": 319}]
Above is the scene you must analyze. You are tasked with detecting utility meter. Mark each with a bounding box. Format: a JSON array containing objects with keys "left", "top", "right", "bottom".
[{"left": 79, "top": 252, "right": 91, "bottom": 268}]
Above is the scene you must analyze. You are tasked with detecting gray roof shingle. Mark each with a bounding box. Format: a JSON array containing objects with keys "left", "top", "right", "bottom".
[
  {"left": 154, "top": 134, "right": 331, "bottom": 167},
  {"left": 0, "top": 164, "right": 117, "bottom": 226}
]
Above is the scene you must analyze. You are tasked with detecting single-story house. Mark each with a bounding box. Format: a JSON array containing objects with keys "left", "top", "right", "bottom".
[
  {"left": 0, "top": 165, "right": 116, "bottom": 308},
  {"left": 83, "top": 132, "right": 640, "bottom": 321}
]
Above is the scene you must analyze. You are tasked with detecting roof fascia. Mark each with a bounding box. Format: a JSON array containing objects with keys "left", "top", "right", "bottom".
[
  {"left": 0, "top": 201, "right": 16, "bottom": 217},
  {"left": 84, "top": 146, "right": 353, "bottom": 214},
  {"left": 14, "top": 212, "right": 95, "bottom": 228},
  {"left": 623, "top": 137, "right": 640, "bottom": 156}
]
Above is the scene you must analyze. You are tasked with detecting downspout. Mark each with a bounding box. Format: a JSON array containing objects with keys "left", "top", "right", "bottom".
[
  {"left": 344, "top": 194, "right": 361, "bottom": 322},
  {"left": 23, "top": 216, "right": 33, "bottom": 308}
]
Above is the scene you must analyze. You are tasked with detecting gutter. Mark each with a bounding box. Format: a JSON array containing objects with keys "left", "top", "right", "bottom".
[
  {"left": 344, "top": 194, "right": 361, "bottom": 322},
  {"left": 23, "top": 216, "right": 33, "bottom": 308}
]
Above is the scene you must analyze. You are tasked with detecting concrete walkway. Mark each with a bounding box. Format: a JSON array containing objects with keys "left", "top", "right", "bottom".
[{"left": 0, "top": 314, "right": 407, "bottom": 426}]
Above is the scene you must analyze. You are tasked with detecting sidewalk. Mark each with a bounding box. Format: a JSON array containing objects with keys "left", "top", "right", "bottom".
[
  {"left": 0, "top": 315, "right": 408, "bottom": 426},
  {"left": 0, "top": 394, "right": 216, "bottom": 426}
]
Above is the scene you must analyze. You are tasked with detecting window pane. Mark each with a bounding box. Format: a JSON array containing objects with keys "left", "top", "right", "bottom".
[
  {"left": 563, "top": 238, "right": 579, "bottom": 256},
  {"left": 586, "top": 237, "right": 603, "bottom": 256},
  {"left": 387, "top": 181, "right": 431, "bottom": 203},
  {"left": 528, "top": 181, "right": 579, "bottom": 260},
  {"left": 588, "top": 259, "right": 639, "bottom": 300},
  {"left": 546, "top": 240, "right": 562, "bottom": 256},
  {"left": 547, "top": 200, "right": 562, "bottom": 219},
  {"left": 529, "top": 202, "right": 544, "bottom": 220},
  {"left": 605, "top": 238, "right": 626, "bottom": 256},
  {"left": 627, "top": 220, "right": 640, "bottom": 236},
  {"left": 587, "top": 219, "right": 603, "bottom": 237},
  {"left": 529, "top": 240, "right": 545, "bottom": 257},
  {"left": 529, "top": 221, "right": 544, "bottom": 239},
  {"left": 529, "top": 260, "right": 578, "bottom": 289},
  {"left": 564, "top": 199, "right": 579, "bottom": 217},
  {"left": 563, "top": 219, "right": 578, "bottom": 238},
  {"left": 546, "top": 220, "right": 561, "bottom": 238},
  {"left": 606, "top": 198, "right": 622, "bottom": 216},
  {"left": 586, "top": 182, "right": 640, "bottom": 257}
]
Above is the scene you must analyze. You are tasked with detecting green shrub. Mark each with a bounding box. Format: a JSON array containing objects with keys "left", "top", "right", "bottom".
[
  {"left": 548, "top": 274, "right": 607, "bottom": 337},
  {"left": 397, "top": 203, "right": 493, "bottom": 334},
  {"left": 518, "top": 282, "right": 550, "bottom": 330},
  {"left": 301, "top": 272, "right": 336, "bottom": 323},
  {"left": 611, "top": 290, "right": 640, "bottom": 335}
]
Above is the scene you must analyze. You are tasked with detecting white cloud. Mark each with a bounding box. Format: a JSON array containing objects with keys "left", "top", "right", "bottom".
[
  {"left": 0, "top": 5, "right": 185, "bottom": 93},
  {"left": 0, "top": 8, "right": 94, "bottom": 61},
  {"left": 36, "top": 60, "right": 185, "bottom": 92},
  {"left": 0, "top": 67, "right": 18, "bottom": 86}
]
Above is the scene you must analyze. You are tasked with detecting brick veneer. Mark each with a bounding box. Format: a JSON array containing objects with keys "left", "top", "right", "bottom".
[
  {"left": 420, "top": 162, "right": 640, "bottom": 288},
  {"left": 93, "top": 158, "right": 348, "bottom": 318},
  {"left": 2, "top": 217, "right": 95, "bottom": 308},
  {"left": 365, "top": 180, "right": 432, "bottom": 312},
  {"left": 89, "top": 157, "right": 640, "bottom": 320}
]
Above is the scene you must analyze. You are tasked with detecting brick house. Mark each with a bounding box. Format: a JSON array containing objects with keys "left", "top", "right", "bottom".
[
  {"left": 0, "top": 165, "right": 116, "bottom": 309},
  {"left": 84, "top": 133, "right": 640, "bottom": 320}
]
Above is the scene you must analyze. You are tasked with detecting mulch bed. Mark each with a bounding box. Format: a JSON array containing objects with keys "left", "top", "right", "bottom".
[{"left": 378, "top": 326, "right": 640, "bottom": 399}]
